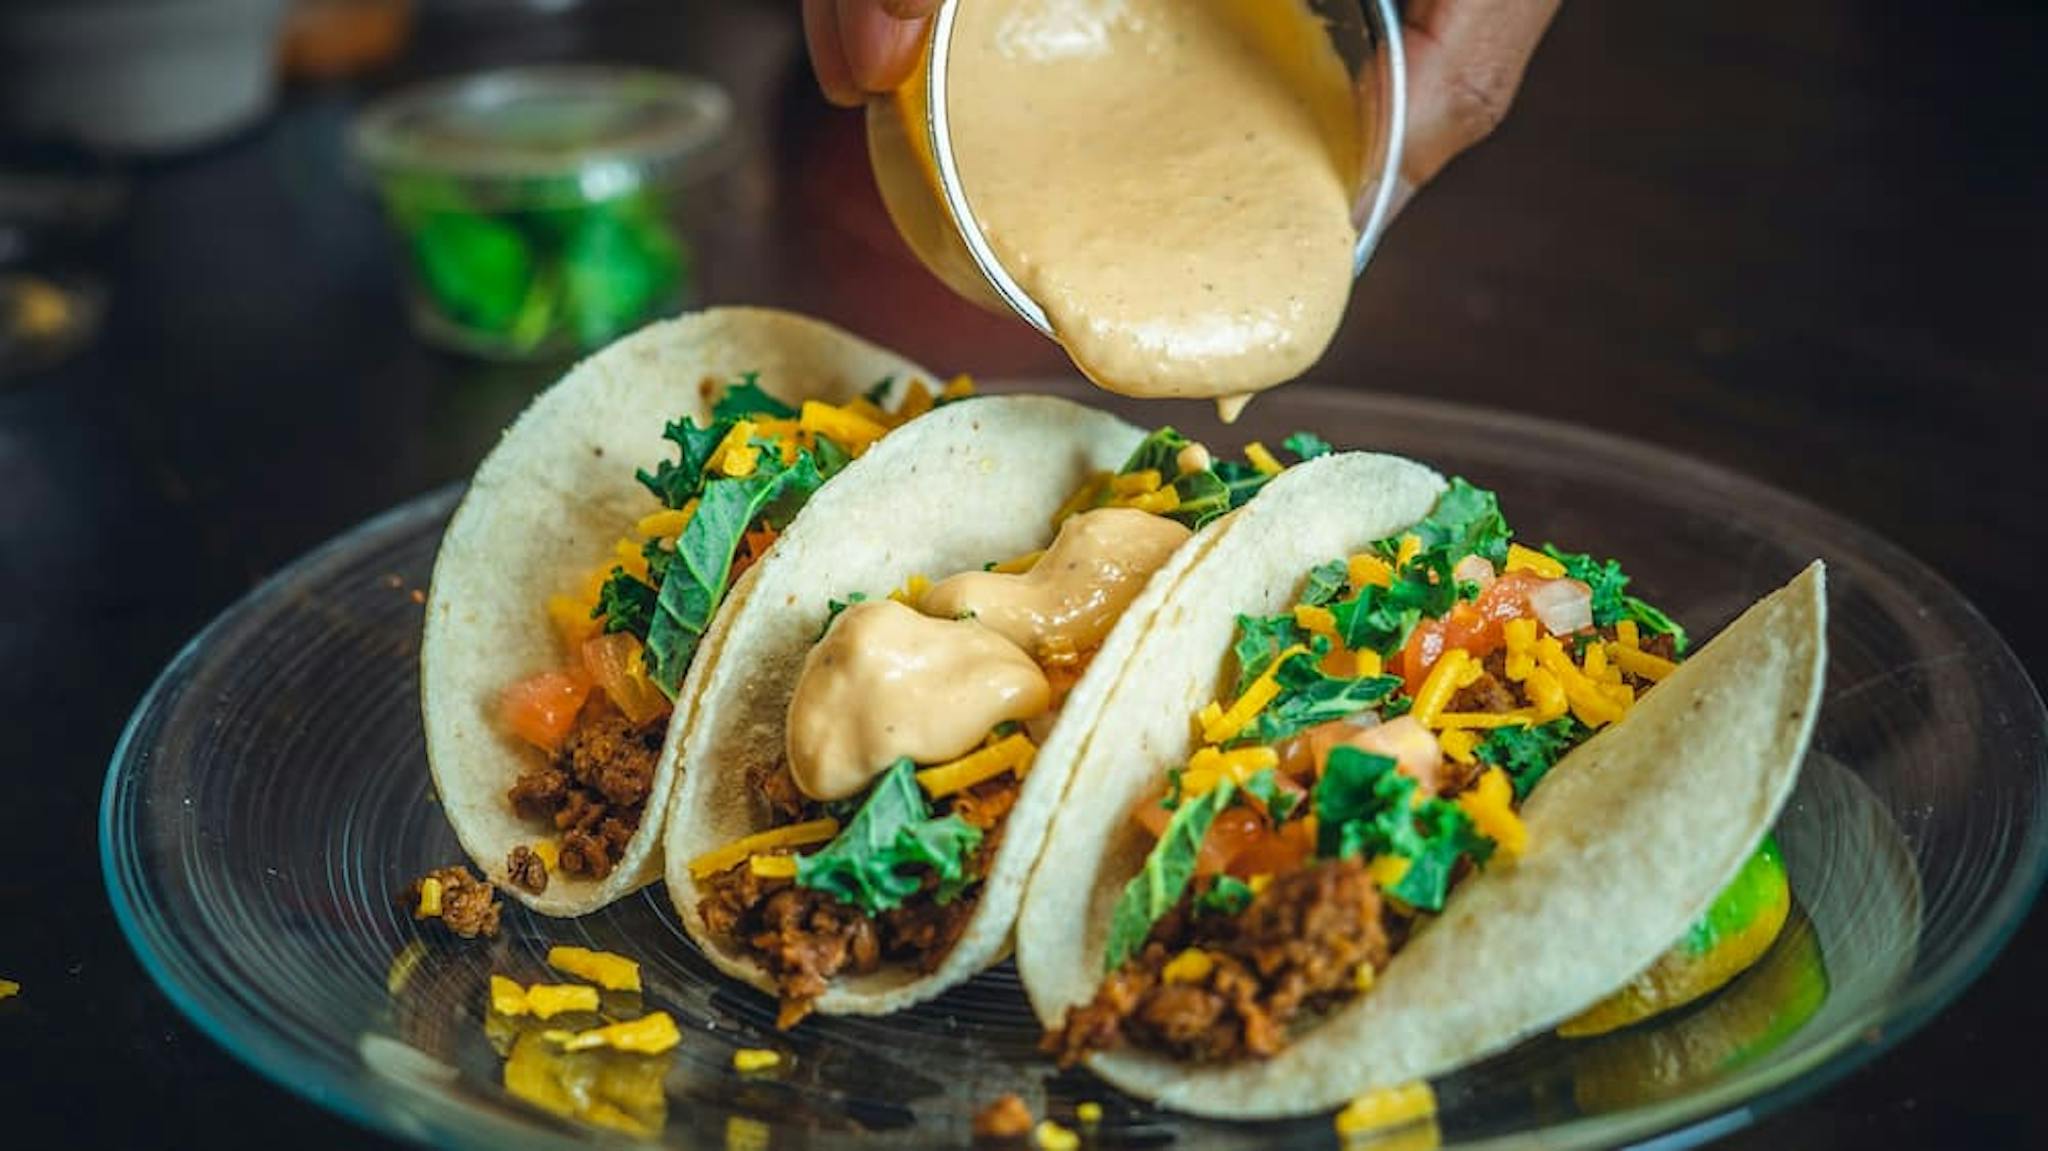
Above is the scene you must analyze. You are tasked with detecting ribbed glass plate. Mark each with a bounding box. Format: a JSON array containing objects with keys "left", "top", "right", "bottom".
[{"left": 103, "top": 383, "right": 2048, "bottom": 1150}]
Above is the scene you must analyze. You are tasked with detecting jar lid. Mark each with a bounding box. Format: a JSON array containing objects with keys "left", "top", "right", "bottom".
[{"left": 352, "top": 65, "right": 734, "bottom": 187}]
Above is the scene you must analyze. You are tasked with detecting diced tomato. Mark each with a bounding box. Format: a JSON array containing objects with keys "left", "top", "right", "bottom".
[
  {"left": 1133, "top": 794, "right": 1173, "bottom": 840},
  {"left": 581, "top": 633, "right": 670, "bottom": 725},
  {"left": 1396, "top": 571, "right": 1551, "bottom": 693},
  {"left": 731, "top": 526, "right": 780, "bottom": 581},
  {"left": 1227, "top": 821, "right": 1313, "bottom": 878},
  {"left": 1277, "top": 718, "right": 1374, "bottom": 780},
  {"left": 499, "top": 669, "right": 590, "bottom": 752},
  {"left": 1196, "top": 807, "right": 1267, "bottom": 877}
]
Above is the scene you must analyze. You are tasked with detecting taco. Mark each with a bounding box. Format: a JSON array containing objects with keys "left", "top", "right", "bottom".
[
  {"left": 422, "top": 308, "right": 954, "bottom": 916},
  {"left": 662, "top": 401, "right": 1362, "bottom": 1025},
  {"left": 1017, "top": 453, "right": 1826, "bottom": 1118}
]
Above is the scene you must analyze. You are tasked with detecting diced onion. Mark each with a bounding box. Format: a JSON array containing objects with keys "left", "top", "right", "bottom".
[
  {"left": 1527, "top": 578, "right": 1594, "bottom": 636},
  {"left": 1452, "top": 554, "right": 1497, "bottom": 591}
]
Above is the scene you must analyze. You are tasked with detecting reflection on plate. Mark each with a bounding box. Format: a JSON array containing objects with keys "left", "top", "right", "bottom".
[{"left": 103, "top": 383, "right": 2048, "bottom": 1150}]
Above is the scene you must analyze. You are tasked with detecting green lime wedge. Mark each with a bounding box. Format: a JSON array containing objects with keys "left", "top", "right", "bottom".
[{"left": 1560, "top": 835, "right": 1790, "bottom": 1038}]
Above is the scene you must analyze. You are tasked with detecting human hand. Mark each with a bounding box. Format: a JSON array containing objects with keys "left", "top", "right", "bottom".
[
  {"left": 802, "top": 0, "right": 938, "bottom": 108},
  {"left": 802, "top": 0, "right": 1560, "bottom": 193}
]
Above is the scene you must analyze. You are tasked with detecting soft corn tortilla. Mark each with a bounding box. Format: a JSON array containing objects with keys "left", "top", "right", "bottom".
[
  {"left": 422, "top": 308, "right": 933, "bottom": 916},
  {"left": 663, "top": 394, "right": 1240, "bottom": 1017},
  {"left": 1015, "top": 454, "right": 1828, "bottom": 1118}
]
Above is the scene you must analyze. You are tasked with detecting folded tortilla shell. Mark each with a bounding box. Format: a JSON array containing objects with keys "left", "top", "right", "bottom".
[
  {"left": 665, "top": 394, "right": 1220, "bottom": 1017},
  {"left": 422, "top": 308, "right": 932, "bottom": 916},
  {"left": 1016, "top": 453, "right": 1826, "bottom": 1118}
]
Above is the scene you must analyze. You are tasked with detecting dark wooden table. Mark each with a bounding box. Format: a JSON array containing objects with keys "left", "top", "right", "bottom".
[{"left": 3, "top": 0, "right": 2042, "bottom": 1145}]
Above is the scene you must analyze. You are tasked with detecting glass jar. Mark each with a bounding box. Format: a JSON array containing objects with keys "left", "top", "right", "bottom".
[{"left": 353, "top": 65, "right": 735, "bottom": 360}]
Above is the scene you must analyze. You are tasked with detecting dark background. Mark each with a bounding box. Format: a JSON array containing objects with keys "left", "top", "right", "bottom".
[{"left": 3, "top": 0, "right": 2044, "bottom": 1146}]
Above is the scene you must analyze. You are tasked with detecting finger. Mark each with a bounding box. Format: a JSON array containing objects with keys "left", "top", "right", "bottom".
[
  {"left": 803, "top": 0, "right": 864, "bottom": 107},
  {"left": 837, "top": 0, "right": 932, "bottom": 93},
  {"left": 879, "top": 0, "right": 940, "bottom": 19},
  {"left": 1401, "top": 0, "right": 1560, "bottom": 187}
]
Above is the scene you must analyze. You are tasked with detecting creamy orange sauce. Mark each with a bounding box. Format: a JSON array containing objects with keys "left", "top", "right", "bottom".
[
  {"left": 947, "top": 0, "right": 1360, "bottom": 404},
  {"left": 786, "top": 600, "right": 1051, "bottom": 801},
  {"left": 921, "top": 508, "right": 1192, "bottom": 658}
]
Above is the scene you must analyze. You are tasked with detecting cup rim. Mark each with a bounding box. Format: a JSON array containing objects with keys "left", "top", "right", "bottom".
[{"left": 920, "top": 0, "right": 1409, "bottom": 338}]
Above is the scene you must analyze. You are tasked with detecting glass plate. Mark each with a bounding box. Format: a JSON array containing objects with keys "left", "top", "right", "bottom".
[{"left": 103, "top": 383, "right": 2048, "bottom": 1150}]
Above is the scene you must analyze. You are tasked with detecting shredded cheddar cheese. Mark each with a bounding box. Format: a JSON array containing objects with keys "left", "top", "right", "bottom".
[
  {"left": 1202, "top": 645, "right": 1307, "bottom": 743},
  {"left": 1244, "top": 441, "right": 1284, "bottom": 476},
  {"left": 894, "top": 379, "right": 935, "bottom": 423},
  {"left": 1348, "top": 553, "right": 1393, "bottom": 588},
  {"left": 1122, "top": 485, "right": 1181, "bottom": 515},
  {"left": 799, "top": 400, "right": 887, "bottom": 455},
  {"left": 1504, "top": 543, "right": 1566, "bottom": 579},
  {"left": 558, "top": 1012, "right": 682, "bottom": 1055},
  {"left": 1075, "top": 1102, "right": 1103, "bottom": 1126},
  {"left": 1368, "top": 855, "right": 1411, "bottom": 891},
  {"left": 547, "top": 946, "right": 641, "bottom": 992},
  {"left": 1035, "top": 1120, "right": 1080, "bottom": 1151},
  {"left": 636, "top": 506, "right": 695, "bottom": 539},
  {"left": 1428, "top": 709, "right": 1535, "bottom": 730},
  {"left": 1523, "top": 666, "right": 1569, "bottom": 721},
  {"left": 748, "top": 854, "right": 799, "bottom": 879},
  {"left": 414, "top": 876, "right": 443, "bottom": 919},
  {"left": 489, "top": 974, "right": 528, "bottom": 1016},
  {"left": 1533, "top": 638, "right": 1626, "bottom": 727},
  {"left": 732, "top": 1048, "right": 782, "bottom": 1073},
  {"left": 1393, "top": 534, "right": 1421, "bottom": 570},
  {"left": 941, "top": 374, "right": 976, "bottom": 400},
  {"left": 1353, "top": 648, "right": 1384, "bottom": 679},
  {"left": 1615, "top": 619, "right": 1641, "bottom": 648},
  {"left": 1411, "top": 649, "right": 1481, "bottom": 728},
  {"left": 710, "top": 420, "right": 759, "bottom": 477},
  {"left": 1293, "top": 604, "right": 1338, "bottom": 638},
  {"left": 1178, "top": 744, "right": 1281, "bottom": 799},
  {"left": 1456, "top": 769, "right": 1525, "bottom": 857},
  {"left": 531, "top": 839, "right": 561, "bottom": 872},
  {"left": 917, "top": 733, "right": 1037, "bottom": 796},
  {"left": 1111, "top": 469, "right": 1162, "bottom": 496},
  {"left": 1354, "top": 963, "right": 1377, "bottom": 992},
  {"left": 1438, "top": 729, "right": 1479, "bottom": 766},
  {"left": 526, "top": 984, "right": 601, "bottom": 1019},
  {"left": 1248, "top": 873, "right": 1273, "bottom": 895},
  {"left": 1052, "top": 473, "right": 1111, "bottom": 526},
  {"left": 688, "top": 818, "right": 840, "bottom": 879},
  {"left": 1161, "top": 948, "right": 1216, "bottom": 984},
  {"left": 1609, "top": 643, "right": 1677, "bottom": 682},
  {"left": 1335, "top": 1082, "right": 1437, "bottom": 1138},
  {"left": 890, "top": 573, "right": 932, "bottom": 607}
]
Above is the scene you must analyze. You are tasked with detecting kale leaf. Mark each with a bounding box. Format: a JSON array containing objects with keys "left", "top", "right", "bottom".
[
  {"left": 1397, "top": 477, "right": 1511, "bottom": 569},
  {"left": 1300, "top": 559, "right": 1349, "bottom": 607},
  {"left": 795, "top": 759, "right": 983, "bottom": 915},
  {"left": 1539, "top": 545, "right": 1689, "bottom": 652},
  {"left": 1314, "top": 745, "right": 1494, "bottom": 912},
  {"left": 1478, "top": 717, "right": 1588, "bottom": 798},
  {"left": 1192, "top": 875, "right": 1255, "bottom": 918},
  {"left": 711, "top": 373, "right": 796, "bottom": 421},
  {"left": 1282, "top": 431, "right": 1334, "bottom": 461},
  {"left": 643, "top": 447, "right": 825, "bottom": 694},
  {"left": 1116, "top": 426, "right": 1273, "bottom": 529},
  {"left": 1240, "top": 767, "right": 1300, "bottom": 822},
  {"left": 1230, "top": 611, "right": 1306, "bottom": 694},
  {"left": 596, "top": 567, "right": 658, "bottom": 638},
  {"left": 820, "top": 591, "right": 869, "bottom": 638},
  {"left": 636, "top": 416, "right": 732, "bottom": 509},
  {"left": 1238, "top": 642, "right": 1401, "bottom": 746},
  {"left": 1104, "top": 779, "right": 1236, "bottom": 970}
]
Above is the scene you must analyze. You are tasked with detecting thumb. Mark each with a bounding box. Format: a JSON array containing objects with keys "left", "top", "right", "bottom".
[{"left": 1401, "top": 0, "right": 1560, "bottom": 190}]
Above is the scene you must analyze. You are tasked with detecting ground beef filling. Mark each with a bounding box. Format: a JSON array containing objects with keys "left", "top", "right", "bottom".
[
  {"left": 1046, "top": 858, "right": 1391, "bottom": 1066},
  {"left": 506, "top": 703, "right": 662, "bottom": 880},
  {"left": 404, "top": 865, "right": 501, "bottom": 939},
  {"left": 698, "top": 765, "right": 1022, "bottom": 1028}
]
